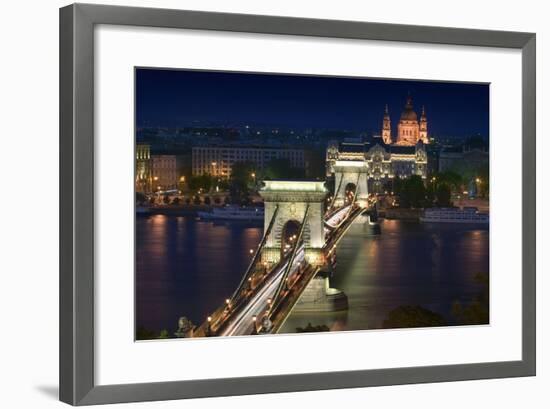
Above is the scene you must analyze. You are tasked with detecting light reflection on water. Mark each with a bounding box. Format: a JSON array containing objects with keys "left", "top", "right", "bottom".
[
  {"left": 136, "top": 215, "right": 262, "bottom": 333},
  {"left": 280, "top": 219, "right": 489, "bottom": 333},
  {"left": 136, "top": 216, "right": 489, "bottom": 334}
]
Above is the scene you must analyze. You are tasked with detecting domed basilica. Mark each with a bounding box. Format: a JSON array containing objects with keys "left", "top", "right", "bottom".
[
  {"left": 383, "top": 95, "right": 429, "bottom": 146},
  {"left": 326, "top": 96, "right": 429, "bottom": 192}
]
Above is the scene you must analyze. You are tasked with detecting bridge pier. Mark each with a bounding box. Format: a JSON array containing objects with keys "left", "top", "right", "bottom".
[
  {"left": 304, "top": 248, "right": 325, "bottom": 266},
  {"left": 293, "top": 271, "right": 348, "bottom": 312}
]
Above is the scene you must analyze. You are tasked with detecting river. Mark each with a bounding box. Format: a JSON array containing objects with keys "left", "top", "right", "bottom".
[{"left": 136, "top": 215, "right": 489, "bottom": 335}]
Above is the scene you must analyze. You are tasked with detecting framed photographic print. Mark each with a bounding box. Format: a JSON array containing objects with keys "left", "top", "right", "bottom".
[{"left": 60, "top": 3, "right": 536, "bottom": 406}]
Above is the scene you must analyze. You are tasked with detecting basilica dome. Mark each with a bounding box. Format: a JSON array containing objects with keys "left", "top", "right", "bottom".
[
  {"left": 400, "top": 96, "right": 418, "bottom": 121},
  {"left": 400, "top": 107, "right": 418, "bottom": 121}
]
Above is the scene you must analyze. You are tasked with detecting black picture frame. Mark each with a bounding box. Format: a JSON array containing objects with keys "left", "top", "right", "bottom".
[{"left": 60, "top": 3, "right": 536, "bottom": 405}]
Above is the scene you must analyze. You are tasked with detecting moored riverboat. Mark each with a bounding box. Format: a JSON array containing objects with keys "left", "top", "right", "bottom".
[{"left": 420, "top": 207, "right": 489, "bottom": 224}]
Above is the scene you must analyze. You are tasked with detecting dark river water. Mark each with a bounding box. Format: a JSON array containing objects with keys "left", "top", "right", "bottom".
[{"left": 136, "top": 215, "right": 489, "bottom": 334}]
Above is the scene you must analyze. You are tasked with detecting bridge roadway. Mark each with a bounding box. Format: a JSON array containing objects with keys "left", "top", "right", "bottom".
[
  {"left": 219, "top": 246, "right": 306, "bottom": 336},
  {"left": 198, "top": 204, "right": 363, "bottom": 337}
]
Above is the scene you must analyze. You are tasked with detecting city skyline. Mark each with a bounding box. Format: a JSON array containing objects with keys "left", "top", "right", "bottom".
[
  {"left": 135, "top": 68, "right": 490, "bottom": 341},
  {"left": 136, "top": 68, "right": 489, "bottom": 139}
]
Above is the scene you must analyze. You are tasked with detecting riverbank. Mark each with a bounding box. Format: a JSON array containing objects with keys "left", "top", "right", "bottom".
[
  {"left": 138, "top": 205, "right": 210, "bottom": 217},
  {"left": 383, "top": 208, "right": 422, "bottom": 220}
]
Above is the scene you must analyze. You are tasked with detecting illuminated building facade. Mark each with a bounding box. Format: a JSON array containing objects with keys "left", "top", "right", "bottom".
[
  {"left": 151, "top": 155, "right": 178, "bottom": 191},
  {"left": 326, "top": 96, "right": 429, "bottom": 192},
  {"left": 192, "top": 146, "right": 305, "bottom": 177},
  {"left": 136, "top": 144, "right": 152, "bottom": 193},
  {"left": 394, "top": 95, "right": 429, "bottom": 146}
]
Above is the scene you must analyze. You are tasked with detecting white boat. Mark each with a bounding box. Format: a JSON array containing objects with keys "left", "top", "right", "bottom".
[
  {"left": 198, "top": 205, "right": 264, "bottom": 221},
  {"left": 420, "top": 207, "right": 489, "bottom": 224}
]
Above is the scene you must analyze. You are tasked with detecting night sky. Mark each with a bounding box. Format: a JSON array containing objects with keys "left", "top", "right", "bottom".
[{"left": 136, "top": 68, "right": 489, "bottom": 138}]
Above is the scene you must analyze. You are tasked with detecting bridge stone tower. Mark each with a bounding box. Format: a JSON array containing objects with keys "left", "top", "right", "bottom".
[
  {"left": 333, "top": 160, "right": 369, "bottom": 207},
  {"left": 259, "top": 180, "right": 328, "bottom": 267}
]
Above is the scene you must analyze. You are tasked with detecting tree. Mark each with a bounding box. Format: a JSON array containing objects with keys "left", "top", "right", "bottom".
[
  {"left": 229, "top": 161, "right": 256, "bottom": 204},
  {"left": 382, "top": 305, "right": 446, "bottom": 329},
  {"left": 136, "top": 326, "right": 157, "bottom": 341},
  {"left": 188, "top": 174, "right": 213, "bottom": 192},
  {"left": 425, "top": 184, "right": 435, "bottom": 207},
  {"left": 304, "top": 148, "right": 327, "bottom": 179},
  {"left": 435, "top": 183, "right": 452, "bottom": 207},
  {"left": 395, "top": 175, "right": 426, "bottom": 208},
  {"left": 452, "top": 272, "right": 489, "bottom": 325},
  {"left": 438, "top": 170, "right": 463, "bottom": 192},
  {"left": 264, "top": 158, "right": 305, "bottom": 180},
  {"left": 296, "top": 323, "right": 330, "bottom": 333},
  {"left": 476, "top": 162, "right": 490, "bottom": 198},
  {"left": 218, "top": 179, "right": 229, "bottom": 191},
  {"left": 136, "top": 192, "right": 147, "bottom": 205},
  {"left": 158, "top": 329, "right": 170, "bottom": 339}
]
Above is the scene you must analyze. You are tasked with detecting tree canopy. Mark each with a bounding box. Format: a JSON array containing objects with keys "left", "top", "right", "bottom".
[
  {"left": 188, "top": 174, "right": 213, "bottom": 192},
  {"left": 452, "top": 272, "right": 489, "bottom": 325},
  {"left": 263, "top": 158, "right": 305, "bottom": 180},
  {"left": 382, "top": 305, "right": 446, "bottom": 329},
  {"left": 435, "top": 183, "right": 452, "bottom": 207},
  {"left": 394, "top": 175, "right": 426, "bottom": 208},
  {"left": 229, "top": 161, "right": 256, "bottom": 204}
]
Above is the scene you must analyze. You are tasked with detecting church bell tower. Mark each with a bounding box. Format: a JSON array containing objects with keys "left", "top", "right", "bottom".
[
  {"left": 419, "top": 105, "right": 428, "bottom": 143},
  {"left": 382, "top": 104, "right": 392, "bottom": 144}
]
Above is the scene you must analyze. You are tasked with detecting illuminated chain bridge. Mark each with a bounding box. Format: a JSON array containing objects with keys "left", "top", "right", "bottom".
[{"left": 195, "top": 161, "right": 374, "bottom": 337}]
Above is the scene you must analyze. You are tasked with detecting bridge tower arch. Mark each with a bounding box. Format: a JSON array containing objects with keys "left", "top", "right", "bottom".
[
  {"left": 259, "top": 180, "right": 328, "bottom": 267},
  {"left": 333, "top": 160, "right": 369, "bottom": 207}
]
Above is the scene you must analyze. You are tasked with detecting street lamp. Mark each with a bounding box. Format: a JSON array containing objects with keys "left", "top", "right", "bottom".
[
  {"left": 250, "top": 172, "right": 257, "bottom": 189},
  {"left": 252, "top": 315, "right": 258, "bottom": 335}
]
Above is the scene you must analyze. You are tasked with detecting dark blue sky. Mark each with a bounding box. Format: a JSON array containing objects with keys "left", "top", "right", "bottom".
[{"left": 136, "top": 68, "right": 489, "bottom": 138}]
